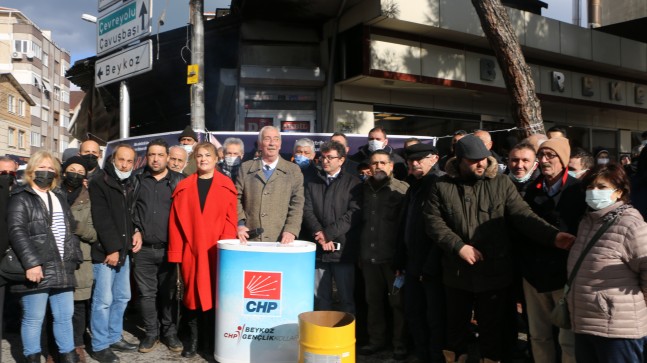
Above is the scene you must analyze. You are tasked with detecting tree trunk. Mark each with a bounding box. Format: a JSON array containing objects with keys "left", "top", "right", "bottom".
[{"left": 472, "top": 0, "right": 545, "bottom": 136}]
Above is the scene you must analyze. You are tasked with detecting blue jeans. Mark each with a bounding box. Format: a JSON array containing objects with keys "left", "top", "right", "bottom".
[
  {"left": 91, "top": 257, "right": 131, "bottom": 351},
  {"left": 21, "top": 289, "right": 74, "bottom": 356},
  {"left": 575, "top": 333, "right": 647, "bottom": 363}
]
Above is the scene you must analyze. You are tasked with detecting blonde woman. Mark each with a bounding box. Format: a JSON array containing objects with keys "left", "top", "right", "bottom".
[{"left": 7, "top": 151, "right": 82, "bottom": 363}]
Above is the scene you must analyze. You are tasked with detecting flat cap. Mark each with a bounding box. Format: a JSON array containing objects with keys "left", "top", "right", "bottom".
[
  {"left": 405, "top": 143, "right": 439, "bottom": 159},
  {"left": 455, "top": 134, "right": 491, "bottom": 160}
]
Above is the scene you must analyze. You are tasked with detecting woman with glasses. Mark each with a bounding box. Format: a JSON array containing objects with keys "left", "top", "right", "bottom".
[
  {"left": 7, "top": 151, "right": 83, "bottom": 363},
  {"left": 567, "top": 163, "right": 647, "bottom": 362}
]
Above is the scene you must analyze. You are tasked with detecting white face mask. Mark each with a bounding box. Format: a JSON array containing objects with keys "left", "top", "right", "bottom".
[
  {"left": 597, "top": 158, "right": 609, "bottom": 165},
  {"left": 585, "top": 189, "right": 617, "bottom": 210},
  {"left": 113, "top": 163, "right": 132, "bottom": 180},
  {"left": 510, "top": 169, "right": 534, "bottom": 183},
  {"left": 225, "top": 156, "right": 241, "bottom": 167},
  {"left": 368, "top": 140, "right": 384, "bottom": 152},
  {"left": 182, "top": 144, "right": 194, "bottom": 154}
]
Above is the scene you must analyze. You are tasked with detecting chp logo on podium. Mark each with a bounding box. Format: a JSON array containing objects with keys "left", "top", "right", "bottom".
[{"left": 243, "top": 271, "right": 282, "bottom": 316}]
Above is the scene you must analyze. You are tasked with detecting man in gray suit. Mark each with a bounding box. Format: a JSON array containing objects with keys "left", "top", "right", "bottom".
[{"left": 236, "top": 126, "right": 304, "bottom": 243}]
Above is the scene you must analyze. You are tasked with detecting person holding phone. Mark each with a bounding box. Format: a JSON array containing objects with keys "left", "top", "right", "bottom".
[{"left": 302, "top": 141, "right": 362, "bottom": 315}]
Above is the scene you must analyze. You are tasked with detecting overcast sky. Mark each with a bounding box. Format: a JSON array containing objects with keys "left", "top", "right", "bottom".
[{"left": 3, "top": 0, "right": 574, "bottom": 65}]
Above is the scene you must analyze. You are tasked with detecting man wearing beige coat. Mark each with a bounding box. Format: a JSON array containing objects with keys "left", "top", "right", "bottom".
[{"left": 236, "top": 126, "right": 304, "bottom": 243}]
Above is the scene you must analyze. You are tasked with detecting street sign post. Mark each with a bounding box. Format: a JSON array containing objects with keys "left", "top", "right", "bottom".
[
  {"left": 97, "top": 0, "right": 152, "bottom": 56},
  {"left": 95, "top": 40, "right": 153, "bottom": 87},
  {"left": 98, "top": 0, "right": 122, "bottom": 12}
]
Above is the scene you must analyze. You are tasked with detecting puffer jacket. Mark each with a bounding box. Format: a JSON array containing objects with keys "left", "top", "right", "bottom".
[
  {"left": 423, "top": 156, "right": 559, "bottom": 292},
  {"left": 68, "top": 187, "right": 97, "bottom": 301},
  {"left": 567, "top": 202, "right": 647, "bottom": 338},
  {"left": 7, "top": 185, "right": 82, "bottom": 293}
]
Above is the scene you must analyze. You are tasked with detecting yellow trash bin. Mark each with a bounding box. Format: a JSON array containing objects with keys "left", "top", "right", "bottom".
[{"left": 298, "top": 311, "right": 355, "bottom": 363}]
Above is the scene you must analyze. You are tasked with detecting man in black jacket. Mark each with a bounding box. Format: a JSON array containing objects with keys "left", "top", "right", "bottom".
[
  {"left": 350, "top": 127, "right": 407, "bottom": 180},
  {"left": 423, "top": 135, "right": 575, "bottom": 363},
  {"left": 521, "top": 137, "right": 585, "bottom": 363},
  {"left": 89, "top": 144, "right": 138, "bottom": 363},
  {"left": 0, "top": 156, "right": 18, "bottom": 352},
  {"left": 131, "top": 139, "right": 185, "bottom": 354},
  {"left": 397, "top": 144, "right": 445, "bottom": 363},
  {"left": 303, "top": 141, "right": 362, "bottom": 314}
]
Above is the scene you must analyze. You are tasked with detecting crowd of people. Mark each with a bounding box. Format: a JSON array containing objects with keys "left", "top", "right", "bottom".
[{"left": 1, "top": 124, "right": 647, "bottom": 363}]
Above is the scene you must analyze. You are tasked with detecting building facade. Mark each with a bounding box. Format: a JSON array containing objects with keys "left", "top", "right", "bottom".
[
  {"left": 233, "top": 0, "right": 645, "bottom": 157},
  {"left": 0, "top": 7, "right": 71, "bottom": 160},
  {"left": 0, "top": 72, "right": 35, "bottom": 161}
]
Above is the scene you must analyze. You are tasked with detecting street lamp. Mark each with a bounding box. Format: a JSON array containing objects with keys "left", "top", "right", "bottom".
[{"left": 81, "top": 13, "right": 97, "bottom": 24}]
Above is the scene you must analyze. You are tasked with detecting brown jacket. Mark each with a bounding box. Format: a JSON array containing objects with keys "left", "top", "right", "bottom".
[
  {"left": 236, "top": 157, "right": 304, "bottom": 242},
  {"left": 567, "top": 202, "right": 647, "bottom": 338}
]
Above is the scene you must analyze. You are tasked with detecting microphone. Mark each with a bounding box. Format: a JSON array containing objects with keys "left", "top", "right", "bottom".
[{"left": 246, "top": 228, "right": 264, "bottom": 240}]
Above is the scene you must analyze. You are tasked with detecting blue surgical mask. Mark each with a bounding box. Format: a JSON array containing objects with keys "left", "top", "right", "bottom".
[
  {"left": 294, "top": 154, "right": 310, "bottom": 169},
  {"left": 568, "top": 169, "right": 587, "bottom": 178},
  {"left": 585, "top": 189, "right": 617, "bottom": 210}
]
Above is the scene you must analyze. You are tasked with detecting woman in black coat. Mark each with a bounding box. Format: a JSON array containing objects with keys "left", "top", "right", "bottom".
[{"left": 7, "top": 151, "right": 82, "bottom": 363}]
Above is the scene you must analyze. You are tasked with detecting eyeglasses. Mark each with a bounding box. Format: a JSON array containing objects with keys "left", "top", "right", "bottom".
[
  {"left": 319, "top": 156, "right": 341, "bottom": 162},
  {"left": 0, "top": 171, "right": 16, "bottom": 176},
  {"left": 537, "top": 152, "right": 558, "bottom": 160}
]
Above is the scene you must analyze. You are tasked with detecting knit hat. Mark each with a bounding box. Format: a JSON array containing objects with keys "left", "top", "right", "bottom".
[
  {"left": 405, "top": 143, "right": 438, "bottom": 160},
  {"left": 539, "top": 137, "right": 570, "bottom": 167},
  {"left": 455, "top": 134, "right": 491, "bottom": 160},
  {"left": 62, "top": 156, "right": 89, "bottom": 176},
  {"left": 178, "top": 125, "right": 197, "bottom": 142}
]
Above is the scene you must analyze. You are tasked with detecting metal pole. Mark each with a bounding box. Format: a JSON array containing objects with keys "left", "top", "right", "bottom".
[
  {"left": 190, "top": 0, "right": 205, "bottom": 131},
  {"left": 119, "top": 80, "right": 130, "bottom": 138},
  {"left": 572, "top": 0, "right": 581, "bottom": 26}
]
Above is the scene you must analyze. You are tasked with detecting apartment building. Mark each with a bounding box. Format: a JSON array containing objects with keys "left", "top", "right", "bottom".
[
  {"left": 0, "top": 7, "right": 71, "bottom": 159},
  {"left": 0, "top": 72, "right": 35, "bottom": 161}
]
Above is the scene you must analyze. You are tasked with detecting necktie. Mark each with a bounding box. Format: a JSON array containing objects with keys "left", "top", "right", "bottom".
[
  {"left": 327, "top": 176, "right": 335, "bottom": 185},
  {"left": 263, "top": 164, "right": 273, "bottom": 180}
]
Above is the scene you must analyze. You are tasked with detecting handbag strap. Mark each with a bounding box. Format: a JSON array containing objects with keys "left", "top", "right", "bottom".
[
  {"left": 47, "top": 191, "right": 53, "bottom": 225},
  {"left": 563, "top": 214, "right": 618, "bottom": 295}
]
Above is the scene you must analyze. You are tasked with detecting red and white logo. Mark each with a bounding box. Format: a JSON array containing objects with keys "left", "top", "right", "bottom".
[{"left": 244, "top": 271, "right": 281, "bottom": 300}]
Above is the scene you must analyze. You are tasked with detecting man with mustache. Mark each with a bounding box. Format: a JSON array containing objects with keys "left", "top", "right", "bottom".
[
  {"left": 358, "top": 150, "right": 409, "bottom": 360},
  {"left": 236, "top": 126, "right": 304, "bottom": 243},
  {"left": 520, "top": 137, "right": 586, "bottom": 363},
  {"left": 423, "top": 135, "right": 576, "bottom": 363}
]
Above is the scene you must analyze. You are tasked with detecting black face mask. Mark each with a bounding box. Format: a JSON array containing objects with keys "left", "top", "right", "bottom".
[
  {"left": 33, "top": 171, "right": 56, "bottom": 189},
  {"left": 0, "top": 174, "right": 14, "bottom": 188},
  {"left": 81, "top": 154, "right": 99, "bottom": 170},
  {"left": 64, "top": 172, "right": 85, "bottom": 189}
]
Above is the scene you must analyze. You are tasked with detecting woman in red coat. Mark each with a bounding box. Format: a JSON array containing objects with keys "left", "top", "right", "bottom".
[{"left": 168, "top": 142, "right": 237, "bottom": 358}]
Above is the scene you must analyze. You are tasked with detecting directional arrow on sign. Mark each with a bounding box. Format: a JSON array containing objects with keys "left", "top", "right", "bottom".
[
  {"left": 96, "top": 0, "right": 152, "bottom": 56},
  {"left": 95, "top": 40, "right": 153, "bottom": 87},
  {"left": 139, "top": 1, "right": 148, "bottom": 30}
]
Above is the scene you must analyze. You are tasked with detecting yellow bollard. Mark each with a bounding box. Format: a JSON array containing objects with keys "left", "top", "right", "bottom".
[{"left": 298, "top": 311, "right": 355, "bottom": 363}]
